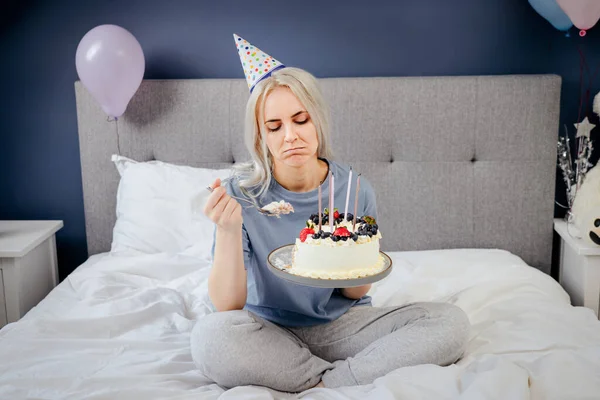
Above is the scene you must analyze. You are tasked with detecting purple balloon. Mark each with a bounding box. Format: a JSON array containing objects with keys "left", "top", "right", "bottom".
[{"left": 75, "top": 25, "right": 145, "bottom": 118}]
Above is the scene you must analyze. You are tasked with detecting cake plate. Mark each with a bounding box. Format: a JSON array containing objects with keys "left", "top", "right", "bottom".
[{"left": 267, "top": 244, "right": 392, "bottom": 288}]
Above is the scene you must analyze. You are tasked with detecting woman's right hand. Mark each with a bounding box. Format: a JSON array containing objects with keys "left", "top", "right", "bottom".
[{"left": 204, "top": 178, "right": 243, "bottom": 233}]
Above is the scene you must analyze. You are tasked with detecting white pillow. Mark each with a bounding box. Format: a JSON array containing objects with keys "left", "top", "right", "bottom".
[{"left": 111, "top": 155, "right": 232, "bottom": 258}]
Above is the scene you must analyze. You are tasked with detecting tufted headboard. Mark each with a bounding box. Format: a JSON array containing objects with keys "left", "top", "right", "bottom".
[{"left": 74, "top": 75, "right": 561, "bottom": 273}]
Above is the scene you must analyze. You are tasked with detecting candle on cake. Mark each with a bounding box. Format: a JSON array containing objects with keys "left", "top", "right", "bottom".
[
  {"left": 329, "top": 172, "right": 335, "bottom": 232},
  {"left": 344, "top": 167, "right": 352, "bottom": 222},
  {"left": 352, "top": 174, "right": 361, "bottom": 231},
  {"left": 318, "top": 182, "right": 322, "bottom": 232}
]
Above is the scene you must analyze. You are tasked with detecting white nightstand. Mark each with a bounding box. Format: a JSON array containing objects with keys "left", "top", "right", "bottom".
[
  {"left": 0, "top": 220, "right": 63, "bottom": 328},
  {"left": 554, "top": 218, "right": 600, "bottom": 319}
]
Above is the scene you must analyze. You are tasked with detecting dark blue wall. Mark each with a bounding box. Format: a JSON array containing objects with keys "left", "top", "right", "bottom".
[{"left": 1, "top": 0, "right": 599, "bottom": 279}]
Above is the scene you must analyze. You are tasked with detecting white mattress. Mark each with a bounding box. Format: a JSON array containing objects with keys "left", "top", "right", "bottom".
[{"left": 1, "top": 248, "right": 599, "bottom": 399}]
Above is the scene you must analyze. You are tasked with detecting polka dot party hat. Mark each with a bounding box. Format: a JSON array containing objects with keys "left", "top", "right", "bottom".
[{"left": 233, "top": 33, "right": 286, "bottom": 92}]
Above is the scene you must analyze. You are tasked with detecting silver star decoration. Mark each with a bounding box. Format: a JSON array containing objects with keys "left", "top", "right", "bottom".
[{"left": 575, "top": 117, "right": 596, "bottom": 139}]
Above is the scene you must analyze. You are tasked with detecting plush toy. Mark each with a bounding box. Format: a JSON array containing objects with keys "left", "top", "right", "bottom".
[{"left": 571, "top": 164, "right": 600, "bottom": 245}]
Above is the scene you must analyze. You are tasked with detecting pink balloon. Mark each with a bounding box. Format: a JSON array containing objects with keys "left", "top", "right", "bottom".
[
  {"left": 75, "top": 25, "right": 145, "bottom": 118},
  {"left": 557, "top": 0, "right": 600, "bottom": 31}
]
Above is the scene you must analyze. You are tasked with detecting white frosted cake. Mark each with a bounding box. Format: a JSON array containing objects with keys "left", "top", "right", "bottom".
[{"left": 290, "top": 210, "right": 385, "bottom": 279}]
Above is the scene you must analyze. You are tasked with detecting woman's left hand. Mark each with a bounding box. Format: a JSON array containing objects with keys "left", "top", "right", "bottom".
[{"left": 341, "top": 284, "right": 371, "bottom": 299}]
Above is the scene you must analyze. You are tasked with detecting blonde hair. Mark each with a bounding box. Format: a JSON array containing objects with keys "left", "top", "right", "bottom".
[{"left": 232, "top": 67, "right": 333, "bottom": 202}]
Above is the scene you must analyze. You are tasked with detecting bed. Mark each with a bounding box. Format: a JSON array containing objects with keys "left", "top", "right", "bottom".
[{"left": 1, "top": 75, "right": 600, "bottom": 399}]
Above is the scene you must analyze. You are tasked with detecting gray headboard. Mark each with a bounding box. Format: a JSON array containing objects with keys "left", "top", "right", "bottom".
[{"left": 74, "top": 74, "right": 561, "bottom": 273}]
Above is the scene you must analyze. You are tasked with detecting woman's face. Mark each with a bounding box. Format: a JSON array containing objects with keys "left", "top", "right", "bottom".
[{"left": 262, "top": 86, "right": 319, "bottom": 168}]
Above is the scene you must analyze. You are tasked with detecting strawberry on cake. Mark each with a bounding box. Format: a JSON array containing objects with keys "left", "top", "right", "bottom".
[{"left": 290, "top": 209, "right": 385, "bottom": 279}]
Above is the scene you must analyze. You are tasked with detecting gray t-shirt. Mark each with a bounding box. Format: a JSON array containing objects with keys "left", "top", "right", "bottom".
[{"left": 213, "top": 159, "right": 378, "bottom": 327}]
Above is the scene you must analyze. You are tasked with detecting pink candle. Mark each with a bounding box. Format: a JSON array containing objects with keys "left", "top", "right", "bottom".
[
  {"left": 329, "top": 171, "right": 334, "bottom": 232},
  {"left": 344, "top": 167, "right": 352, "bottom": 221},
  {"left": 318, "top": 183, "right": 322, "bottom": 231},
  {"left": 332, "top": 172, "right": 335, "bottom": 216},
  {"left": 353, "top": 174, "right": 361, "bottom": 231}
]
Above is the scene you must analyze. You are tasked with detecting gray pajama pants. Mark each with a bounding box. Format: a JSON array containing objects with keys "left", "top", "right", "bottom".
[{"left": 190, "top": 302, "right": 470, "bottom": 393}]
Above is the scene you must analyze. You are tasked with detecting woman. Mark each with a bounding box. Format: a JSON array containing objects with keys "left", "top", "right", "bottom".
[{"left": 191, "top": 47, "right": 470, "bottom": 392}]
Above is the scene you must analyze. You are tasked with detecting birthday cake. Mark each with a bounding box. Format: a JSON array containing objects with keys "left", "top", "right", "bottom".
[{"left": 290, "top": 209, "right": 386, "bottom": 279}]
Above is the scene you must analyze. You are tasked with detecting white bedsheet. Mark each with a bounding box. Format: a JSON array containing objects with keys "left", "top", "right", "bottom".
[{"left": 0, "top": 248, "right": 599, "bottom": 400}]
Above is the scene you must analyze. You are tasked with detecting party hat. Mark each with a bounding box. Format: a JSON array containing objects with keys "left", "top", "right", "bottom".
[{"left": 233, "top": 33, "right": 286, "bottom": 92}]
